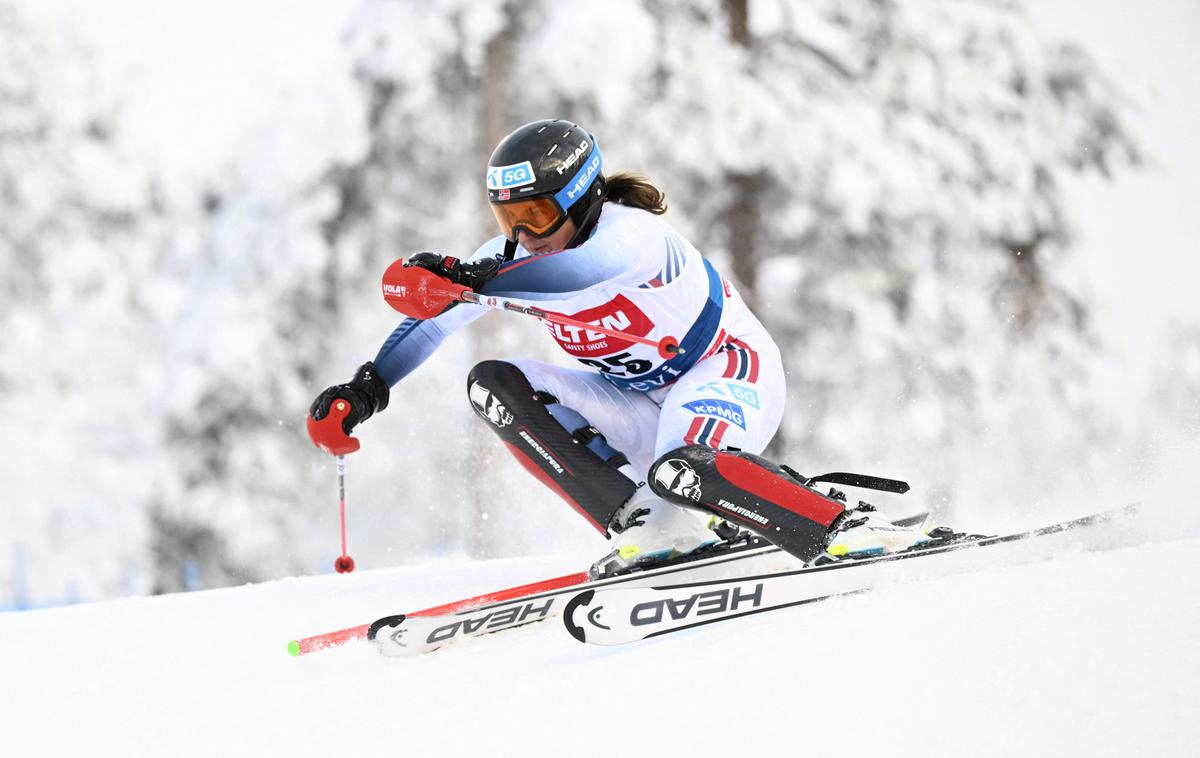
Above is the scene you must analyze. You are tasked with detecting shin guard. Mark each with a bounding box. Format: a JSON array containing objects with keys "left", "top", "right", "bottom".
[
  {"left": 467, "top": 361, "right": 638, "bottom": 533},
  {"left": 648, "top": 445, "right": 847, "bottom": 563}
]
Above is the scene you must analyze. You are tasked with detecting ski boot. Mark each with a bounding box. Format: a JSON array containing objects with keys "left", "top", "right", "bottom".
[
  {"left": 820, "top": 488, "right": 955, "bottom": 562},
  {"left": 589, "top": 485, "right": 723, "bottom": 580}
]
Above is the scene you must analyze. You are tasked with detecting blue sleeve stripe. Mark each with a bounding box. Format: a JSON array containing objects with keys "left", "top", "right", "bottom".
[
  {"left": 483, "top": 248, "right": 625, "bottom": 300},
  {"left": 655, "top": 233, "right": 688, "bottom": 286},
  {"left": 667, "top": 235, "right": 683, "bottom": 283},
  {"left": 373, "top": 317, "right": 449, "bottom": 385},
  {"left": 498, "top": 249, "right": 569, "bottom": 274}
]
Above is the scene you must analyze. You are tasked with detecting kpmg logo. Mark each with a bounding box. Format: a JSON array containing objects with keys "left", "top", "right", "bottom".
[
  {"left": 487, "top": 161, "right": 536, "bottom": 190},
  {"left": 682, "top": 399, "right": 746, "bottom": 429}
]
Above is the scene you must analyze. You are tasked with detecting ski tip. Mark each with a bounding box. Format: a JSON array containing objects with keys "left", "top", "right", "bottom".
[
  {"left": 287, "top": 640, "right": 301, "bottom": 657},
  {"left": 367, "top": 614, "right": 407, "bottom": 642}
]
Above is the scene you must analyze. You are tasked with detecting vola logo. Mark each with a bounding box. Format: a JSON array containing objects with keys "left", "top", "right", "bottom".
[{"left": 544, "top": 295, "right": 655, "bottom": 356}]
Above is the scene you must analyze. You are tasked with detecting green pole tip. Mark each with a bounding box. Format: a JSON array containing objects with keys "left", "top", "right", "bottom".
[{"left": 287, "top": 640, "right": 301, "bottom": 657}]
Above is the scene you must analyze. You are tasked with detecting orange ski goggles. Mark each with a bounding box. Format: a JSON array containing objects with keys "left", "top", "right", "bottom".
[{"left": 490, "top": 196, "right": 568, "bottom": 241}]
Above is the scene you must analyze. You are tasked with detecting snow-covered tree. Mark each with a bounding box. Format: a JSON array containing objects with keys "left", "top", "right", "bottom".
[
  {"left": 148, "top": 37, "right": 370, "bottom": 590},
  {"left": 0, "top": 0, "right": 169, "bottom": 602},
  {"left": 2, "top": 0, "right": 1155, "bottom": 606}
]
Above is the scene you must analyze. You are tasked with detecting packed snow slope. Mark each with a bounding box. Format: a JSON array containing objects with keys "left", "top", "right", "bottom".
[{"left": 2, "top": 507, "right": 1198, "bottom": 758}]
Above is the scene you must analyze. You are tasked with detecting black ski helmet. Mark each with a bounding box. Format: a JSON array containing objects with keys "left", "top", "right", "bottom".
[{"left": 486, "top": 119, "right": 606, "bottom": 248}]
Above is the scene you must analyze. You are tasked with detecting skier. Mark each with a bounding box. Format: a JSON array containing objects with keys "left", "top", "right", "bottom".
[{"left": 308, "top": 119, "right": 934, "bottom": 576}]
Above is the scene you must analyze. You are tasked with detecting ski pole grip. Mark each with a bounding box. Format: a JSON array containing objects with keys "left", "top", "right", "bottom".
[
  {"left": 381, "top": 260, "right": 471, "bottom": 319},
  {"left": 306, "top": 399, "right": 361, "bottom": 456}
]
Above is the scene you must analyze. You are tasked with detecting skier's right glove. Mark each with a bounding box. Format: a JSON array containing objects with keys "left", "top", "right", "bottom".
[
  {"left": 404, "top": 252, "right": 501, "bottom": 291},
  {"left": 309, "top": 361, "right": 391, "bottom": 436}
]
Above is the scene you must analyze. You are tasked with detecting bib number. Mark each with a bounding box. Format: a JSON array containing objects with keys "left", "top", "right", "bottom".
[{"left": 578, "top": 351, "right": 653, "bottom": 377}]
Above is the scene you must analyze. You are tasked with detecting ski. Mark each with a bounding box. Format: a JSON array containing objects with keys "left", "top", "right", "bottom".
[
  {"left": 289, "top": 533, "right": 776, "bottom": 656},
  {"left": 287, "top": 512, "right": 926, "bottom": 657},
  {"left": 365, "top": 532, "right": 789, "bottom": 657},
  {"left": 562, "top": 503, "right": 1140, "bottom": 645}
]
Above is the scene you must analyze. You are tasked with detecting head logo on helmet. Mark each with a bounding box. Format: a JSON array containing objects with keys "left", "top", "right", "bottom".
[
  {"left": 486, "top": 119, "right": 607, "bottom": 247},
  {"left": 556, "top": 139, "right": 591, "bottom": 175}
]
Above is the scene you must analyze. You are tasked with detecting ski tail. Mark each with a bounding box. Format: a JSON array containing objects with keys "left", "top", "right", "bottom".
[{"left": 564, "top": 503, "right": 1141, "bottom": 646}]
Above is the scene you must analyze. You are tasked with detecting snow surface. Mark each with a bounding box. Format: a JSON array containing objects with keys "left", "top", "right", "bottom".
[{"left": 3, "top": 510, "right": 1198, "bottom": 757}]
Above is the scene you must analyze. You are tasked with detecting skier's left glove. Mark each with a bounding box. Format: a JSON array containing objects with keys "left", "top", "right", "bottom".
[
  {"left": 404, "top": 252, "right": 501, "bottom": 292},
  {"left": 309, "top": 361, "right": 390, "bottom": 436}
]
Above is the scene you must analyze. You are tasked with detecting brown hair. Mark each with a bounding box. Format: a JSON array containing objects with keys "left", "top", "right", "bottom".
[{"left": 605, "top": 171, "right": 667, "bottom": 215}]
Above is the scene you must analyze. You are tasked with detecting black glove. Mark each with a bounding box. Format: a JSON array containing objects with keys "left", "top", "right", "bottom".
[
  {"left": 309, "top": 361, "right": 391, "bottom": 435},
  {"left": 404, "top": 252, "right": 501, "bottom": 291}
]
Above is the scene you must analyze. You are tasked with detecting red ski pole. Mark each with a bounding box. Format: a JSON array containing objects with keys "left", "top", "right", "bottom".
[
  {"left": 381, "top": 261, "right": 685, "bottom": 360},
  {"left": 306, "top": 399, "right": 359, "bottom": 573},
  {"left": 333, "top": 455, "right": 355, "bottom": 573}
]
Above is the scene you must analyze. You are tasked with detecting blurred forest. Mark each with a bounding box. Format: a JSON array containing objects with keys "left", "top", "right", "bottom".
[{"left": 2, "top": 0, "right": 1196, "bottom": 607}]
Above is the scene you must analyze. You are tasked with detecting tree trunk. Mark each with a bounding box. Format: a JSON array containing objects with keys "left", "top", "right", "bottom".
[
  {"left": 727, "top": 171, "right": 761, "bottom": 310},
  {"left": 464, "top": 6, "right": 518, "bottom": 559},
  {"left": 723, "top": 0, "right": 785, "bottom": 459}
]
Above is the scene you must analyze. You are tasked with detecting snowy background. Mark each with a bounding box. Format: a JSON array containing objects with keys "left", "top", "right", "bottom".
[{"left": 2, "top": 0, "right": 1198, "bottom": 610}]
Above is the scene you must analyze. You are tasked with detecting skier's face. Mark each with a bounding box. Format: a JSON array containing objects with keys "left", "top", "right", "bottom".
[{"left": 518, "top": 217, "right": 577, "bottom": 254}]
